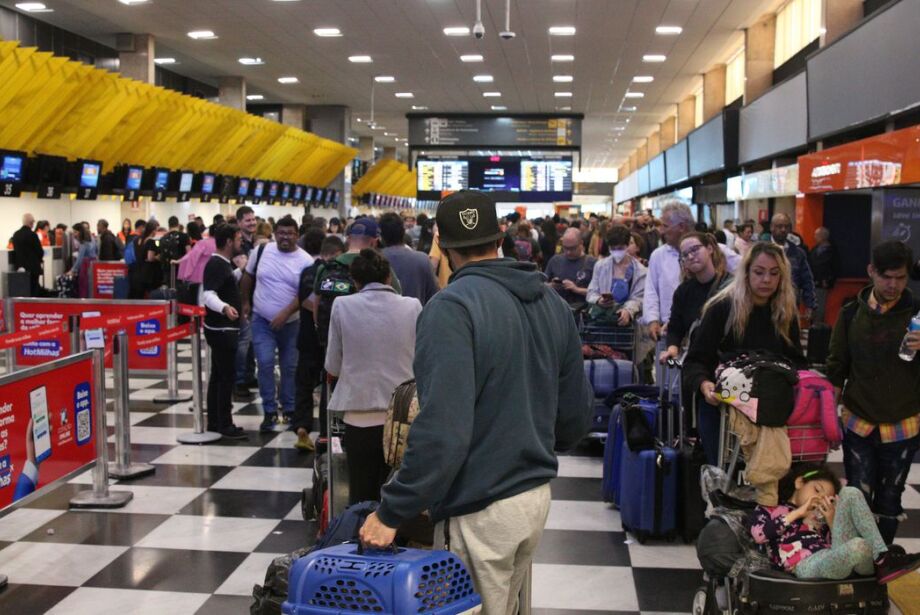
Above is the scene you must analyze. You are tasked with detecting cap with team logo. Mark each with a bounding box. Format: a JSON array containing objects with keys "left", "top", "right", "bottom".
[{"left": 435, "top": 190, "right": 503, "bottom": 249}]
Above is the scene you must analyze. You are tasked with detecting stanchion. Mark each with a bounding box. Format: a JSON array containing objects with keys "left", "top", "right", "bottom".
[
  {"left": 3, "top": 297, "right": 14, "bottom": 374},
  {"left": 177, "top": 319, "right": 220, "bottom": 444},
  {"left": 107, "top": 331, "right": 156, "bottom": 479},
  {"left": 69, "top": 347, "right": 134, "bottom": 509},
  {"left": 68, "top": 314, "right": 81, "bottom": 353},
  {"left": 154, "top": 299, "right": 191, "bottom": 404}
]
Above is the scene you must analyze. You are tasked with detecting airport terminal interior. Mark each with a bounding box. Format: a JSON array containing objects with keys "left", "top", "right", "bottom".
[{"left": 0, "top": 0, "right": 920, "bottom": 614}]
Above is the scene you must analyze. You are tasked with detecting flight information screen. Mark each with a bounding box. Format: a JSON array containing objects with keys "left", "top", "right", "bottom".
[
  {"left": 520, "top": 160, "right": 572, "bottom": 192},
  {"left": 417, "top": 160, "right": 469, "bottom": 192}
]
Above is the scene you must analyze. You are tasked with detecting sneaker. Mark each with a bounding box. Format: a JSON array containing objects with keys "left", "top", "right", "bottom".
[
  {"left": 259, "top": 418, "right": 275, "bottom": 433},
  {"left": 278, "top": 413, "right": 291, "bottom": 425},
  {"left": 228, "top": 425, "right": 246, "bottom": 435},
  {"left": 875, "top": 550, "right": 920, "bottom": 584},
  {"left": 295, "top": 432, "right": 315, "bottom": 452},
  {"left": 887, "top": 544, "right": 907, "bottom": 556},
  {"left": 220, "top": 427, "right": 248, "bottom": 440}
]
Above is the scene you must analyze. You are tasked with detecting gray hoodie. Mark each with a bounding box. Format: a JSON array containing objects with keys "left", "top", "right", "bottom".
[{"left": 377, "top": 258, "right": 592, "bottom": 526}]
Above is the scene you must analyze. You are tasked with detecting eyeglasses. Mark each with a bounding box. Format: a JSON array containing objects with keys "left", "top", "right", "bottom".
[
  {"left": 679, "top": 244, "right": 705, "bottom": 262},
  {"left": 561, "top": 244, "right": 581, "bottom": 251}
]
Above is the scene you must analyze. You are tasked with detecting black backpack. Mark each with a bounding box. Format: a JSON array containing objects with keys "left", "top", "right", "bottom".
[
  {"left": 158, "top": 230, "right": 185, "bottom": 266},
  {"left": 315, "top": 258, "right": 357, "bottom": 345}
]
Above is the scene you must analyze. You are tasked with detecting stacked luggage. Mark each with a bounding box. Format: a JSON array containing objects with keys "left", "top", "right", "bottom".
[{"left": 580, "top": 318, "right": 640, "bottom": 439}]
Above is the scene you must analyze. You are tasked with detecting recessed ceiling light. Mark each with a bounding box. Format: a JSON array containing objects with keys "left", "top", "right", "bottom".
[
  {"left": 549, "top": 26, "right": 576, "bottom": 36},
  {"left": 395, "top": 92, "right": 414, "bottom": 98},
  {"left": 238, "top": 57, "right": 264, "bottom": 65},
  {"left": 371, "top": 125, "right": 386, "bottom": 130},
  {"left": 633, "top": 75, "right": 654, "bottom": 83},
  {"left": 384, "top": 132, "right": 391, "bottom": 136},
  {"left": 246, "top": 94, "right": 265, "bottom": 101},
  {"left": 154, "top": 57, "right": 177, "bottom": 65},
  {"left": 625, "top": 91, "right": 644, "bottom": 98},
  {"left": 374, "top": 75, "right": 395, "bottom": 83},
  {"left": 16, "top": 2, "right": 52, "bottom": 11},
  {"left": 443, "top": 26, "right": 470, "bottom": 36},
  {"left": 551, "top": 54, "right": 574, "bottom": 62},
  {"left": 460, "top": 54, "right": 483, "bottom": 62},
  {"left": 553, "top": 75, "right": 573, "bottom": 83},
  {"left": 491, "top": 105, "right": 507, "bottom": 111},
  {"left": 473, "top": 75, "right": 494, "bottom": 83},
  {"left": 643, "top": 54, "right": 666, "bottom": 63},
  {"left": 411, "top": 105, "right": 428, "bottom": 110},
  {"left": 555, "top": 92, "right": 573, "bottom": 97},
  {"left": 118, "top": 0, "right": 149, "bottom": 4},
  {"left": 482, "top": 92, "right": 502, "bottom": 97},
  {"left": 277, "top": 76, "right": 299, "bottom": 84},
  {"left": 622, "top": 106, "right": 637, "bottom": 112},
  {"left": 656, "top": 25, "right": 683, "bottom": 35},
  {"left": 348, "top": 55, "right": 373, "bottom": 63},
  {"left": 313, "top": 27, "right": 342, "bottom": 37},
  {"left": 187, "top": 30, "right": 217, "bottom": 40},
  {"left": 614, "top": 126, "right": 627, "bottom": 131},
  {"left": 557, "top": 106, "right": 572, "bottom": 111}
]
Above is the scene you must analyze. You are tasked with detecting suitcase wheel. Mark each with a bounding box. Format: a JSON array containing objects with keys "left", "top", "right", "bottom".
[{"left": 692, "top": 586, "right": 708, "bottom": 615}]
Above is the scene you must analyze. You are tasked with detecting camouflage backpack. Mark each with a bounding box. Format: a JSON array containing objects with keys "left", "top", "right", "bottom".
[{"left": 383, "top": 379, "right": 419, "bottom": 468}]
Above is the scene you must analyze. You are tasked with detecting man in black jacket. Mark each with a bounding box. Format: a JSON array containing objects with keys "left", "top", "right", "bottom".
[
  {"left": 12, "top": 214, "right": 45, "bottom": 296},
  {"left": 96, "top": 219, "right": 123, "bottom": 261},
  {"left": 360, "top": 190, "right": 592, "bottom": 614}
]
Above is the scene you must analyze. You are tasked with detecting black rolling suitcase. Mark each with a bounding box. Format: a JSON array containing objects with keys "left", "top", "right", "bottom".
[{"left": 666, "top": 359, "right": 708, "bottom": 543}]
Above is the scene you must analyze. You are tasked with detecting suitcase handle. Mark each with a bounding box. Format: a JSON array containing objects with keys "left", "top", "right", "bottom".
[{"left": 356, "top": 541, "right": 400, "bottom": 556}]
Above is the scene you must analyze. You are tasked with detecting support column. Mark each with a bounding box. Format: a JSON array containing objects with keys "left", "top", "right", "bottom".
[
  {"left": 118, "top": 34, "right": 155, "bottom": 84},
  {"left": 306, "top": 105, "right": 351, "bottom": 215},
  {"left": 382, "top": 147, "right": 397, "bottom": 161},
  {"left": 822, "top": 0, "right": 862, "bottom": 47},
  {"left": 703, "top": 64, "right": 727, "bottom": 123},
  {"left": 636, "top": 141, "right": 648, "bottom": 167},
  {"left": 677, "top": 96, "right": 696, "bottom": 140},
  {"left": 659, "top": 116, "right": 677, "bottom": 149},
  {"left": 219, "top": 77, "right": 246, "bottom": 111},
  {"left": 281, "top": 104, "right": 306, "bottom": 130},
  {"left": 647, "top": 131, "right": 661, "bottom": 158},
  {"left": 745, "top": 14, "right": 776, "bottom": 104},
  {"left": 628, "top": 152, "right": 638, "bottom": 174},
  {"left": 618, "top": 163, "right": 628, "bottom": 180},
  {"left": 358, "top": 137, "right": 374, "bottom": 163}
]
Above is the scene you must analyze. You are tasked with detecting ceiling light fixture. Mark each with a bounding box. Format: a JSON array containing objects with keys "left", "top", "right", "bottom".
[
  {"left": 553, "top": 75, "right": 573, "bottom": 83},
  {"left": 348, "top": 55, "right": 373, "bottom": 63},
  {"left": 443, "top": 26, "right": 470, "bottom": 36},
  {"left": 551, "top": 54, "right": 574, "bottom": 62},
  {"left": 15, "top": 2, "right": 52, "bottom": 11},
  {"left": 371, "top": 125, "right": 386, "bottom": 130},
  {"left": 557, "top": 106, "right": 572, "bottom": 111},
  {"left": 656, "top": 25, "right": 683, "bottom": 35},
  {"left": 555, "top": 92, "right": 573, "bottom": 97},
  {"left": 548, "top": 26, "right": 576, "bottom": 36},
  {"left": 313, "top": 27, "right": 342, "bottom": 37},
  {"left": 622, "top": 106, "right": 637, "bottom": 111},
  {"left": 460, "top": 54, "right": 483, "bottom": 62},
  {"left": 624, "top": 91, "right": 644, "bottom": 98},
  {"left": 374, "top": 75, "right": 395, "bottom": 83},
  {"left": 154, "top": 57, "right": 177, "bottom": 65},
  {"left": 187, "top": 30, "right": 217, "bottom": 40},
  {"left": 482, "top": 92, "right": 502, "bottom": 97},
  {"left": 411, "top": 105, "right": 428, "bottom": 110},
  {"left": 118, "top": 0, "right": 149, "bottom": 4},
  {"left": 473, "top": 75, "right": 494, "bottom": 83},
  {"left": 633, "top": 75, "right": 654, "bottom": 83},
  {"left": 277, "top": 76, "right": 299, "bottom": 84},
  {"left": 643, "top": 54, "right": 666, "bottom": 63},
  {"left": 491, "top": 105, "right": 507, "bottom": 111},
  {"left": 395, "top": 92, "right": 414, "bottom": 98},
  {"left": 238, "top": 57, "right": 264, "bottom": 65},
  {"left": 246, "top": 94, "right": 265, "bottom": 101}
]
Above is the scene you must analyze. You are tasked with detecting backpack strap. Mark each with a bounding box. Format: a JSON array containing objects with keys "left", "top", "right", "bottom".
[{"left": 248, "top": 243, "right": 267, "bottom": 300}]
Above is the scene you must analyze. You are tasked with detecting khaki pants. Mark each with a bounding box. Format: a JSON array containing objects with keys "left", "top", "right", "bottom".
[{"left": 436, "top": 483, "right": 551, "bottom": 615}]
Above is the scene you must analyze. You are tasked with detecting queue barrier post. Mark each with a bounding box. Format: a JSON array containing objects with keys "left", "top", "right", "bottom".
[
  {"left": 68, "top": 314, "right": 81, "bottom": 354},
  {"left": 154, "top": 299, "right": 191, "bottom": 404},
  {"left": 3, "top": 297, "right": 14, "bottom": 374},
  {"left": 107, "top": 330, "right": 156, "bottom": 479},
  {"left": 177, "top": 318, "right": 220, "bottom": 444},
  {"left": 69, "top": 347, "right": 134, "bottom": 509}
]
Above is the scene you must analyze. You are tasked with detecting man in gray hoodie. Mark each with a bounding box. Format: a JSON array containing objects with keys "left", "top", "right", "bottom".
[{"left": 361, "top": 190, "right": 592, "bottom": 614}]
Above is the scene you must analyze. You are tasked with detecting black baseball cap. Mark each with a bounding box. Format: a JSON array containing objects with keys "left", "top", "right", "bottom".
[{"left": 436, "top": 190, "right": 503, "bottom": 249}]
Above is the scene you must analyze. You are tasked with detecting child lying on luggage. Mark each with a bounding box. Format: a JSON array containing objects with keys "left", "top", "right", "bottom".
[{"left": 748, "top": 464, "right": 920, "bottom": 583}]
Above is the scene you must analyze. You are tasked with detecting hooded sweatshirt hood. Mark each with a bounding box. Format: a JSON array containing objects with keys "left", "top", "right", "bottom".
[{"left": 449, "top": 257, "right": 546, "bottom": 302}]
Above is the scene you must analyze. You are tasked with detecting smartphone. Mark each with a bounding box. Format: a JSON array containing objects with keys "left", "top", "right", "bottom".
[
  {"left": 30, "top": 386, "right": 52, "bottom": 463},
  {"left": 601, "top": 292, "right": 613, "bottom": 301}
]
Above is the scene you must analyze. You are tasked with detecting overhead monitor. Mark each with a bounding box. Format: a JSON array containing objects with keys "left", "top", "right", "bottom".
[
  {"left": 201, "top": 173, "right": 216, "bottom": 194},
  {"left": 314, "top": 188, "right": 325, "bottom": 203},
  {"left": 237, "top": 177, "right": 250, "bottom": 197},
  {"left": 154, "top": 169, "right": 170, "bottom": 191},
  {"left": 304, "top": 186, "right": 314, "bottom": 202},
  {"left": 520, "top": 160, "right": 572, "bottom": 192},
  {"left": 1, "top": 152, "right": 25, "bottom": 183},
  {"left": 281, "top": 183, "right": 291, "bottom": 200},
  {"left": 125, "top": 166, "right": 144, "bottom": 191},
  {"left": 253, "top": 180, "right": 265, "bottom": 198},
  {"left": 178, "top": 171, "right": 194, "bottom": 193},
  {"left": 293, "top": 185, "right": 304, "bottom": 202},
  {"left": 79, "top": 161, "right": 102, "bottom": 189},
  {"left": 268, "top": 182, "right": 279, "bottom": 199},
  {"left": 417, "top": 159, "right": 469, "bottom": 191}
]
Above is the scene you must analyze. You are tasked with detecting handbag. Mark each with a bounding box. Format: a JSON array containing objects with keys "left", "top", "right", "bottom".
[{"left": 623, "top": 401, "right": 656, "bottom": 451}]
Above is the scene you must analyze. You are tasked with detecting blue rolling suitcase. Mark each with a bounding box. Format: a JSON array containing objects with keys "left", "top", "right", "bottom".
[
  {"left": 584, "top": 358, "right": 634, "bottom": 399},
  {"left": 113, "top": 275, "right": 130, "bottom": 299},
  {"left": 619, "top": 445, "right": 679, "bottom": 543},
  {"left": 602, "top": 395, "right": 658, "bottom": 504},
  {"left": 283, "top": 543, "right": 482, "bottom": 615}
]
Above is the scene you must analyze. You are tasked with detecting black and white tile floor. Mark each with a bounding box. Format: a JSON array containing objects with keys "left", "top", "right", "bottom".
[{"left": 0, "top": 347, "right": 918, "bottom": 614}]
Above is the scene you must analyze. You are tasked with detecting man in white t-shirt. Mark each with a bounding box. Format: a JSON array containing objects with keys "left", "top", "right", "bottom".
[{"left": 240, "top": 215, "right": 314, "bottom": 432}]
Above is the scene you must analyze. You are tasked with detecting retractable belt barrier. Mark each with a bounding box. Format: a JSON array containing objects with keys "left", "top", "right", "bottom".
[{"left": 0, "top": 323, "right": 66, "bottom": 351}]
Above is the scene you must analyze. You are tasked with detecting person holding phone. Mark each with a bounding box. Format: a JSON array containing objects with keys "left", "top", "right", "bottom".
[
  {"left": 586, "top": 225, "right": 647, "bottom": 326},
  {"left": 544, "top": 228, "right": 596, "bottom": 309}
]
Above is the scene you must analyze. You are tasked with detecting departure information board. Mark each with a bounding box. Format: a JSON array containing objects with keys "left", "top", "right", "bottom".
[
  {"left": 417, "top": 160, "right": 468, "bottom": 191},
  {"left": 520, "top": 160, "right": 572, "bottom": 192}
]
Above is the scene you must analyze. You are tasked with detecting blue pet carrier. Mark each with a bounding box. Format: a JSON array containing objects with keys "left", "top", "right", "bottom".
[{"left": 282, "top": 543, "right": 482, "bottom": 615}]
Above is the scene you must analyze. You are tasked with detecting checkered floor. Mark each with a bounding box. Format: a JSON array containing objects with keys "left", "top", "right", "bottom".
[{"left": 1, "top": 347, "right": 918, "bottom": 614}]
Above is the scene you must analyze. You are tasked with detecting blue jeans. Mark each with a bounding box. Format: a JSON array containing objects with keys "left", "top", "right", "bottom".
[
  {"left": 235, "top": 315, "right": 254, "bottom": 385},
  {"left": 251, "top": 315, "right": 300, "bottom": 416},
  {"left": 697, "top": 398, "right": 722, "bottom": 467},
  {"left": 843, "top": 428, "right": 920, "bottom": 545}
]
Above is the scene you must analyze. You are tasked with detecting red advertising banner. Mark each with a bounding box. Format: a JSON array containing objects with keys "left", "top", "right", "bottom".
[
  {"left": 0, "top": 352, "right": 97, "bottom": 510},
  {"left": 89, "top": 262, "right": 128, "bottom": 298},
  {"left": 177, "top": 303, "right": 205, "bottom": 317},
  {"left": 12, "top": 299, "right": 169, "bottom": 371}
]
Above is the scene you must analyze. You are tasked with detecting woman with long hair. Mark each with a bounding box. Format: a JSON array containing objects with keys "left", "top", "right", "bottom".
[
  {"left": 682, "top": 241, "right": 805, "bottom": 463},
  {"left": 129, "top": 218, "right": 161, "bottom": 298},
  {"left": 69, "top": 223, "right": 97, "bottom": 298},
  {"left": 118, "top": 218, "right": 133, "bottom": 245}
]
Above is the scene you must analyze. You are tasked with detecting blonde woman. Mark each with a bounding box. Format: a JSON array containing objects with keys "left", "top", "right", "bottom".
[{"left": 682, "top": 242, "right": 805, "bottom": 463}]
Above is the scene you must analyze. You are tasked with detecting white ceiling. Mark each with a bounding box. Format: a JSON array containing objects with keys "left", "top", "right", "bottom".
[{"left": 5, "top": 0, "right": 786, "bottom": 170}]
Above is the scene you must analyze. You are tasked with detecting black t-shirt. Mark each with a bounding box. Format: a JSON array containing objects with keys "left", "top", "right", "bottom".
[
  {"left": 666, "top": 275, "right": 724, "bottom": 349},
  {"left": 141, "top": 238, "right": 162, "bottom": 290},
  {"left": 203, "top": 255, "right": 241, "bottom": 330}
]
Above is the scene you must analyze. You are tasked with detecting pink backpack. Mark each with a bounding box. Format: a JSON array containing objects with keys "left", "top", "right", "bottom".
[{"left": 787, "top": 370, "right": 842, "bottom": 458}]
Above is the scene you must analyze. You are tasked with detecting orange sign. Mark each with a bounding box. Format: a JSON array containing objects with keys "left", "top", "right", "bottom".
[{"left": 798, "top": 124, "right": 920, "bottom": 193}]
